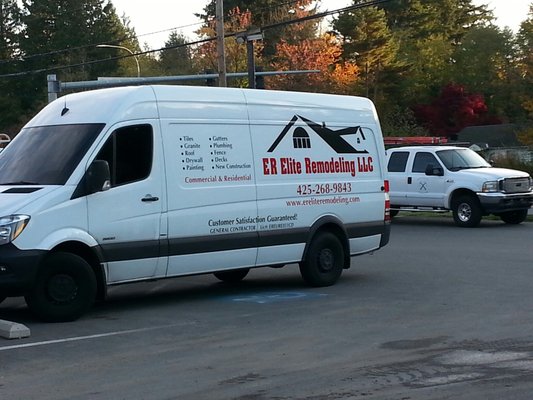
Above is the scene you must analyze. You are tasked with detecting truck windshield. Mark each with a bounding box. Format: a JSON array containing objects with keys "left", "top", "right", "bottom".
[
  {"left": 0, "top": 124, "right": 104, "bottom": 185},
  {"left": 436, "top": 148, "right": 491, "bottom": 171}
]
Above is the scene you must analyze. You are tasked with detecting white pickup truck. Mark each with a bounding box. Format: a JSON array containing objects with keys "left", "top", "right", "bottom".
[{"left": 386, "top": 146, "right": 533, "bottom": 227}]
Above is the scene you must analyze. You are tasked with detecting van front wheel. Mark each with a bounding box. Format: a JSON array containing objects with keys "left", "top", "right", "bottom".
[
  {"left": 25, "top": 252, "right": 97, "bottom": 322},
  {"left": 300, "top": 232, "right": 344, "bottom": 287}
]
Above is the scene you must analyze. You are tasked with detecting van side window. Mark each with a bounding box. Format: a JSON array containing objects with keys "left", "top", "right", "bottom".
[
  {"left": 96, "top": 124, "right": 153, "bottom": 186},
  {"left": 387, "top": 151, "right": 409, "bottom": 172},
  {"left": 412, "top": 152, "right": 439, "bottom": 173}
]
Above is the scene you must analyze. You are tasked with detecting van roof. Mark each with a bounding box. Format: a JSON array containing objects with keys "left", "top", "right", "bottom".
[{"left": 27, "top": 85, "right": 378, "bottom": 128}]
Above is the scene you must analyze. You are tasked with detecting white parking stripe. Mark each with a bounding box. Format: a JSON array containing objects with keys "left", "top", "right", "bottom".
[{"left": 0, "top": 323, "right": 183, "bottom": 352}]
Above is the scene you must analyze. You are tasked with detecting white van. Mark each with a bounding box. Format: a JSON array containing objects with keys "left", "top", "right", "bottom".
[{"left": 0, "top": 85, "right": 390, "bottom": 321}]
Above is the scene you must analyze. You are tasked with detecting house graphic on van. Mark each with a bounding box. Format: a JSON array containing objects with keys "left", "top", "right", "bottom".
[{"left": 267, "top": 115, "right": 369, "bottom": 154}]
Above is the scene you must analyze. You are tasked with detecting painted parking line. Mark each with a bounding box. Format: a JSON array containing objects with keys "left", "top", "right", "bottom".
[
  {"left": 0, "top": 322, "right": 186, "bottom": 352},
  {"left": 226, "top": 291, "right": 328, "bottom": 304}
]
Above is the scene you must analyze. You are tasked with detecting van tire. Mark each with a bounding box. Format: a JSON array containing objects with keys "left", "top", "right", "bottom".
[
  {"left": 25, "top": 252, "right": 97, "bottom": 322},
  {"left": 300, "top": 232, "right": 344, "bottom": 287},
  {"left": 452, "top": 195, "right": 482, "bottom": 227},
  {"left": 499, "top": 209, "right": 528, "bottom": 224},
  {"left": 214, "top": 268, "right": 250, "bottom": 283}
]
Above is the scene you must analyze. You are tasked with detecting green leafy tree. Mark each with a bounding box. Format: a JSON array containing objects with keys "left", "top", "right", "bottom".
[
  {"left": 516, "top": 3, "right": 533, "bottom": 123},
  {"left": 452, "top": 25, "right": 521, "bottom": 121},
  {"left": 0, "top": 0, "right": 23, "bottom": 131}
]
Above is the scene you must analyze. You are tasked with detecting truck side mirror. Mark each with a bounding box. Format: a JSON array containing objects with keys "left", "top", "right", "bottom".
[
  {"left": 425, "top": 164, "right": 444, "bottom": 176},
  {"left": 86, "top": 160, "right": 111, "bottom": 194}
]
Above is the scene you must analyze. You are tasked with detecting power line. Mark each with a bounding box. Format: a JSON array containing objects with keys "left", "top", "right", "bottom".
[{"left": 0, "top": 0, "right": 392, "bottom": 79}]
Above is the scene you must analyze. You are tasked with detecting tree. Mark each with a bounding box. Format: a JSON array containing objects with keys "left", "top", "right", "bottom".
[
  {"left": 413, "top": 83, "right": 501, "bottom": 137},
  {"left": 0, "top": 0, "right": 23, "bottom": 131},
  {"left": 516, "top": 4, "right": 533, "bottom": 122},
  {"left": 194, "top": 8, "right": 264, "bottom": 87},
  {"left": 451, "top": 25, "right": 521, "bottom": 121},
  {"left": 198, "top": 0, "right": 317, "bottom": 56},
  {"left": 159, "top": 31, "right": 194, "bottom": 75},
  {"left": 18, "top": 0, "right": 132, "bottom": 111},
  {"left": 268, "top": 33, "right": 358, "bottom": 94},
  {"left": 333, "top": 2, "right": 398, "bottom": 100}
]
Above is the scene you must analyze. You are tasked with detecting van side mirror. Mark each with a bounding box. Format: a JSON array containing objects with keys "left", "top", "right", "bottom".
[
  {"left": 86, "top": 160, "right": 111, "bottom": 194},
  {"left": 425, "top": 164, "right": 444, "bottom": 176}
]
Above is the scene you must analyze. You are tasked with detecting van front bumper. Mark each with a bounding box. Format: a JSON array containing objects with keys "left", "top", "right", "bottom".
[
  {"left": 477, "top": 191, "right": 533, "bottom": 214},
  {"left": 0, "top": 244, "right": 46, "bottom": 297}
]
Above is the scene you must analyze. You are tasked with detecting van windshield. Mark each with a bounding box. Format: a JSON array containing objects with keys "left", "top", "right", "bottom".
[
  {"left": 436, "top": 148, "right": 491, "bottom": 171},
  {"left": 0, "top": 124, "right": 104, "bottom": 186}
]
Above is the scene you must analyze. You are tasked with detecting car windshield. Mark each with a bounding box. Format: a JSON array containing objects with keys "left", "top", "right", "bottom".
[
  {"left": 436, "top": 148, "right": 491, "bottom": 171},
  {"left": 0, "top": 124, "right": 104, "bottom": 185}
]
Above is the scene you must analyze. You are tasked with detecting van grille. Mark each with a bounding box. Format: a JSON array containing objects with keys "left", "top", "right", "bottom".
[{"left": 502, "top": 177, "right": 532, "bottom": 193}]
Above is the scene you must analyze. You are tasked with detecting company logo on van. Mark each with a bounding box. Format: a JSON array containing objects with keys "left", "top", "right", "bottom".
[
  {"left": 263, "top": 115, "right": 374, "bottom": 177},
  {"left": 267, "top": 115, "right": 369, "bottom": 154}
]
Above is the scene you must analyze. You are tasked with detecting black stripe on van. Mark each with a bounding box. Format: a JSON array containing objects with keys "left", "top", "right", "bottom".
[{"left": 99, "top": 222, "right": 387, "bottom": 263}]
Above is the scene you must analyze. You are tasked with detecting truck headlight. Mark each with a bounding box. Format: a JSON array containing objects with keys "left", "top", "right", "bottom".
[
  {"left": 482, "top": 181, "right": 499, "bottom": 193},
  {"left": 0, "top": 215, "right": 30, "bottom": 245}
]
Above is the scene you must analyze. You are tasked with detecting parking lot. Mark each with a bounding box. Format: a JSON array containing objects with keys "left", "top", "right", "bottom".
[{"left": 1, "top": 216, "right": 532, "bottom": 400}]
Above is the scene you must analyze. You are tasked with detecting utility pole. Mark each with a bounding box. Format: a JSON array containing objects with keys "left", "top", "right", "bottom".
[{"left": 216, "top": 0, "right": 227, "bottom": 87}]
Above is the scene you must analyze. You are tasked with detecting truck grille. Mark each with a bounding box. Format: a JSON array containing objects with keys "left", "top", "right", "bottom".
[{"left": 502, "top": 177, "right": 532, "bottom": 193}]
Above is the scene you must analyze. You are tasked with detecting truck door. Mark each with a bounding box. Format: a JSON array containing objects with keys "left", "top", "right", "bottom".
[
  {"left": 87, "top": 123, "right": 166, "bottom": 283},
  {"left": 405, "top": 151, "right": 446, "bottom": 206},
  {"left": 387, "top": 151, "right": 410, "bottom": 205}
]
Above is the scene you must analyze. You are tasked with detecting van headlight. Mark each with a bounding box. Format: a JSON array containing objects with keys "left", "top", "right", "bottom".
[
  {"left": 0, "top": 215, "right": 30, "bottom": 245},
  {"left": 482, "top": 181, "right": 499, "bottom": 193}
]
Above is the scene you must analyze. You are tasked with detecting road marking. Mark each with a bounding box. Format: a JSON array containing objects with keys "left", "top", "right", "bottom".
[
  {"left": 228, "top": 291, "right": 328, "bottom": 304},
  {"left": 0, "top": 322, "right": 184, "bottom": 352}
]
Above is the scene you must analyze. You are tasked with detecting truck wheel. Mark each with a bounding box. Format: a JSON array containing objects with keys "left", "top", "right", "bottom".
[
  {"left": 299, "top": 232, "right": 344, "bottom": 287},
  {"left": 499, "top": 209, "right": 528, "bottom": 224},
  {"left": 214, "top": 268, "right": 250, "bottom": 283},
  {"left": 0, "top": 296, "right": 5, "bottom": 305},
  {"left": 452, "top": 195, "right": 482, "bottom": 227},
  {"left": 25, "top": 252, "right": 97, "bottom": 322}
]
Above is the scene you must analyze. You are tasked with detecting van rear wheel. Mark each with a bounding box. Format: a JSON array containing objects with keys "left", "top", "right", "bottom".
[
  {"left": 300, "top": 232, "right": 344, "bottom": 287},
  {"left": 25, "top": 252, "right": 97, "bottom": 322},
  {"left": 214, "top": 268, "right": 250, "bottom": 283}
]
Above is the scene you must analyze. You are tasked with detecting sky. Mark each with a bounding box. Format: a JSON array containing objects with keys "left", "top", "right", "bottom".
[{"left": 111, "top": 0, "right": 532, "bottom": 50}]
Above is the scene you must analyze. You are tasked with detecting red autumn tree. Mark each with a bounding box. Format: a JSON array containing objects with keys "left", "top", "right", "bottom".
[{"left": 413, "top": 83, "right": 501, "bottom": 137}]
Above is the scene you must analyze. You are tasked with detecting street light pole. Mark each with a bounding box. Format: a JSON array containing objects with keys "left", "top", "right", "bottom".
[{"left": 96, "top": 44, "right": 140, "bottom": 77}]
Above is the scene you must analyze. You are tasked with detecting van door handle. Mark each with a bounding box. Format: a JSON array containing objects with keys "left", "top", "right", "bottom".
[
  {"left": 407, "top": 177, "right": 412, "bottom": 184},
  {"left": 142, "top": 195, "right": 159, "bottom": 202}
]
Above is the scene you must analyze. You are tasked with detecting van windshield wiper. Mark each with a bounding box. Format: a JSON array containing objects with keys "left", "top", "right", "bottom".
[{"left": 0, "top": 181, "right": 40, "bottom": 185}]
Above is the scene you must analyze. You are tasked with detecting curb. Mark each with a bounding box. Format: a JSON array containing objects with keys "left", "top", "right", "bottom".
[{"left": 0, "top": 320, "right": 31, "bottom": 339}]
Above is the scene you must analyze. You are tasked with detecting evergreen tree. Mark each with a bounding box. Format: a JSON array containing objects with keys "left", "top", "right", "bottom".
[
  {"left": 0, "top": 0, "right": 23, "bottom": 131},
  {"left": 19, "top": 0, "right": 131, "bottom": 111},
  {"left": 159, "top": 31, "right": 194, "bottom": 75},
  {"left": 333, "top": 2, "right": 398, "bottom": 101}
]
